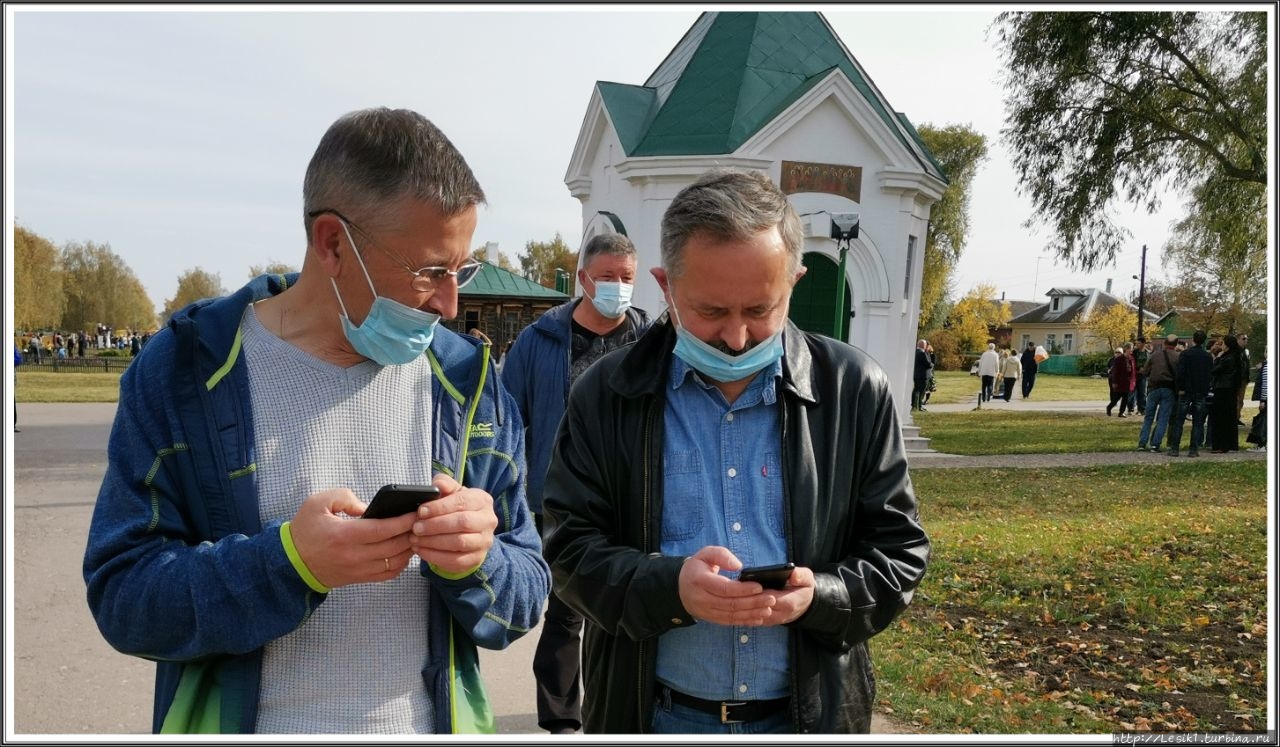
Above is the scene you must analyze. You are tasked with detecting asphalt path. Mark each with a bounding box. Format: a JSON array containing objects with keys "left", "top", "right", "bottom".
[{"left": 9, "top": 403, "right": 910, "bottom": 736}]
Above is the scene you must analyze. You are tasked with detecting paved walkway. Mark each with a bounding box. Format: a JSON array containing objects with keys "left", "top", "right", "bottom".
[{"left": 905, "top": 398, "right": 1267, "bottom": 469}]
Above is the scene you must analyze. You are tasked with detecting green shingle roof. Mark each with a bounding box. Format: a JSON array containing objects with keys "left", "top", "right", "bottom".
[
  {"left": 460, "top": 263, "right": 569, "bottom": 300},
  {"left": 601, "top": 11, "right": 943, "bottom": 181}
]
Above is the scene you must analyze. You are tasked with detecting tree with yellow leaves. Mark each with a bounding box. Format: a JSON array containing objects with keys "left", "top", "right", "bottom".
[
  {"left": 1075, "top": 301, "right": 1160, "bottom": 352},
  {"left": 948, "top": 283, "right": 1012, "bottom": 356}
]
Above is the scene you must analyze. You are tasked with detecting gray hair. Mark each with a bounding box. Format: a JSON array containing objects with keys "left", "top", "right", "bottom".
[
  {"left": 659, "top": 169, "right": 803, "bottom": 280},
  {"left": 581, "top": 233, "right": 637, "bottom": 266},
  {"left": 303, "top": 108, "right": 485, "bottom": 239}
]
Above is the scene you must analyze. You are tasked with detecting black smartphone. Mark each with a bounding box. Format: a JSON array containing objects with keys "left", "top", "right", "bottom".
[
  {"left": 738, "top": 562, "right": 795, "bottom": 590},
  {"left": 361, "top": 484, "right": 441, "bottom": 520}
]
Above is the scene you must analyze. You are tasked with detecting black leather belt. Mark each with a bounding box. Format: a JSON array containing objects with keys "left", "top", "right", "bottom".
[{"left": 663, "top": 686, "right": 790, "bottom": 724}]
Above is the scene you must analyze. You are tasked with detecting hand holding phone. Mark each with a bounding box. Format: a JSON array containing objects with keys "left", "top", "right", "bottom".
[
  {"left": 361, "top": 484, "right": 441, "bottom": 520},
  {"left": 738, "top": 562, "right": 796, "bottom": 590}
]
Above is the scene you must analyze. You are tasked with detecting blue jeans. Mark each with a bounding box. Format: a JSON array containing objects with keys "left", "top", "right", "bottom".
[
  {"left": 1138, "top": 387, "right": 1176, "bottom": 448},
  {"left": 651, "top": 690, "right": 791, "bottom": 734},
  {"left": 1167, "top": 396, "right": 1207, "bottom": 452}
]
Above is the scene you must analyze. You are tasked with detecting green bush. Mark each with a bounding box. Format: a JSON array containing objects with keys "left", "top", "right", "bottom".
[
  {"left": 97, "top": 349, "right": 124, "bottom": 358},
  {"left": 1076, "top": 351, "right": 1112, "bottom": 376}
]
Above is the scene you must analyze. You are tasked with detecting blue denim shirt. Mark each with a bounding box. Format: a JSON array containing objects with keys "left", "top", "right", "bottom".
[{"left": 654, "top": 354, "right": 790, "bottom": 701}]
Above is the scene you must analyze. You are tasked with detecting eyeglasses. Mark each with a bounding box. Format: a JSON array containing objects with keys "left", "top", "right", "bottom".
[{"left": 308, "top": 209, "right": 482, "bottom": 292}]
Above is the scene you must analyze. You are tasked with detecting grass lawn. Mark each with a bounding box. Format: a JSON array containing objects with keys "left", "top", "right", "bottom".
[
  {"left": 876, "top": 462, "right": 1267, "bottom": 733},
  {"left": 913, "top": 410, "right": 1162, "bottom": 454},
  {"left": 926, "top": 371, "right": 1109, "bottom": 404},
  {"left": 15, "top": 371, "right": 122, "bottom": 402}
]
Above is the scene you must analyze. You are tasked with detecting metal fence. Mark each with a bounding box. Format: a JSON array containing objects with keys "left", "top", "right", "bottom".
[{"left": 17, "top": 357, "right": 132, "bottom": 373}]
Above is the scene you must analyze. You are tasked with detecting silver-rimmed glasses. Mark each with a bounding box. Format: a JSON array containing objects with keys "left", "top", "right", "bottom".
[{"left": 308, "top": 208, "right": 483, "bottom": 292}]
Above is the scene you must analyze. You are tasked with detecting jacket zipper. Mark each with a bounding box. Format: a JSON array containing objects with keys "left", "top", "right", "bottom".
[
  {"left": 637, "top": 397, "right": 656, "bottom": 731},
  {"left": 779, "top": 399, "right": 802, "bottom": 732}
]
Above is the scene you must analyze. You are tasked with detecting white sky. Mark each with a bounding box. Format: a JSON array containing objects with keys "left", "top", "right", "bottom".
[{"left": 6, "top": 4, "right": 1239, "bottom": 318}]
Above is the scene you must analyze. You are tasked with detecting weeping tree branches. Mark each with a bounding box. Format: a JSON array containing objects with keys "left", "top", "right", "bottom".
[{"left": 995, "top": 11, "right": 1265, "bottom": 270}]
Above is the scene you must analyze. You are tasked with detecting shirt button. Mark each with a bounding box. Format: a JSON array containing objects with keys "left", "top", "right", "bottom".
[
  {"left": 726, "top": 413, "right": 735, "bottom": 423},
  {"left": 739, "top": 684, "right": 749, "bottom": 694},
  {"left": 740, "top": 634, "right": 749, "bottom": 644},
  {"left": 672, "top": 617, "right": 683, "bottom": 625},
  {"left": 727, "top": 467, "right": 737, "bottom": 478},
  {"left": 732, "top": 522, "right": 742, "bottom": 532}
]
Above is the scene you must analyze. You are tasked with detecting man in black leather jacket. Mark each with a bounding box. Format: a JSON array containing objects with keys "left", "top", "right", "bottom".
[{"left": 541, "top": 169, "right": 930, "bottom": 734}]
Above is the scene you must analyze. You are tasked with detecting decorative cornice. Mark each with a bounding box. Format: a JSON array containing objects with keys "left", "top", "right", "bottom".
[
  {"left": 613, "top": 155, "right": 775, "bottom": 185},
  {"left": 877, "top": 167, "right": 946, "bottom": 203}
]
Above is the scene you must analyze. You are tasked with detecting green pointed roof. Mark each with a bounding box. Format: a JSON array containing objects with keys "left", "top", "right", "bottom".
[
  {"left": 602, "top": 11, "right": 944, "bottom": 180},
  {"left": 460, "top": 262, "right": 569, "bottom": 299}
]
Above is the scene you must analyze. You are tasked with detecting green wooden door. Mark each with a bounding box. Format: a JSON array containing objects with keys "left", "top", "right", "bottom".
[{"left": 789, "top": 252, "right": 850, "bottom": 340}]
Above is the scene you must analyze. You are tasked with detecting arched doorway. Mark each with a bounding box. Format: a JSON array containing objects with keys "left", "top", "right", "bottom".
[{"left": 789, "top": 252, "right": 851, "bottom": 341}]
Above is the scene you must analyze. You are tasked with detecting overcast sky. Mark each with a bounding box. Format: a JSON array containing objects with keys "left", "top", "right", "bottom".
[{"left": 9, "top": 4, "right": 1200, "bottom": 318}]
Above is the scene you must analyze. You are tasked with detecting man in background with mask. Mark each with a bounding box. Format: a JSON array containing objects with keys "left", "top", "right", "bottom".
[
  {"left": 500, "top": 232, "right": 652, "bottom": 735},
  {"left": 84, "top": 108, "right": 549, "bottom": 734},
  {"left": 540, "top": 169, "right": 930, "bottom": 734}
]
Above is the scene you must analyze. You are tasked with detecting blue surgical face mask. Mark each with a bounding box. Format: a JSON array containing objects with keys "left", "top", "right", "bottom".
[
  {"left": 586, "top": 278, "right": 634, "bottom": 319},
  {"left": 331, "top": 222, "right": 440, "bottom": 366},
  {"left": 667, "top": 286, "right": 784, "bottom": 383}
]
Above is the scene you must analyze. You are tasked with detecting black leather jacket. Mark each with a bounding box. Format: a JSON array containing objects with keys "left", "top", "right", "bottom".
[
  {"left": 1211, "top": 350, "right": 1246, "bottom": 391},
  {"left": 542, "top": 319, "right": 931, "bottom": 733}
]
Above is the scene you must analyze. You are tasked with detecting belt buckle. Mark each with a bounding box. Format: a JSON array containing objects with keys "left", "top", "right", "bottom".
[{"left": 720, "top": 700, "right": 747, "bottom": 724}]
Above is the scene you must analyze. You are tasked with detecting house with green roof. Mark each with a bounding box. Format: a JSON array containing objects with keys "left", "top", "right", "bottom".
[
  {"left": 443, "top": 261, "right": 568, "bottom": 355},
  {"left": 565, "top": 11, "right": 947, "bottom": 419}
]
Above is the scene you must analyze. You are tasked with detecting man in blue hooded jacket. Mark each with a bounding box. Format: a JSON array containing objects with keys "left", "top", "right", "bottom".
[
  {"left": 83, "top": 108, "right": 549, "bottom": 734},
  {"left": 500, "top": 232, "right": 651, "bottom": 734}
]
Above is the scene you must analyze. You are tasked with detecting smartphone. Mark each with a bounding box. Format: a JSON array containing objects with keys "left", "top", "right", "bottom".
[
  {"left": 738, "top": 562, "right": 795, "bottom": 590},
  {"left": 361, "top": 484, "right": 441, "bottom": 520}
]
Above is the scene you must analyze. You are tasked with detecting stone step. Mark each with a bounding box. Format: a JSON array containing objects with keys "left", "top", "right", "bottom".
[{"left": 903, "top": 434, "right": 934, "bottom": 453}]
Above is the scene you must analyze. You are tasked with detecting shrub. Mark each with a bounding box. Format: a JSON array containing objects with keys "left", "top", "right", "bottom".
[
  {"left": 923, "top": 328, "right": 964, "bottom": 371},
  {"left": 1077, "top": 351, "right": 1111, "bottom": 376},
  {"left": 97, "top": 349, "right": 123, "bottom": 358}
]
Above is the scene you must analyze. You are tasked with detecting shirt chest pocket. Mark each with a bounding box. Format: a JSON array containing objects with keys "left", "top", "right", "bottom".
[{"left": 661, "top": 450, "right": 705, "bottom": 544}]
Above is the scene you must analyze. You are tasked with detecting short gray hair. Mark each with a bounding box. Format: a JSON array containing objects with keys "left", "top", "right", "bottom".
[
  {"left": 660, "top": 169, "right": 803, "bottom": 280},
  {"left": 581, "top": 233, "right": 636, "bottom": 266},
  {"left": 303, "top": 108, "right": 485, "bottom": 239}
]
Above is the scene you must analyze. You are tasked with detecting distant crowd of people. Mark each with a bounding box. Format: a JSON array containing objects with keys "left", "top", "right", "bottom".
[{"left": 18, "top": 325, "right": 152, "bottom": 362}]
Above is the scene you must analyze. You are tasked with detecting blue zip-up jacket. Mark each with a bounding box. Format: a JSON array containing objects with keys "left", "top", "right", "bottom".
[
  {"left": 83, "top": 274, "right": 549, "bottom": 734},
  {"left": 499, "top": 299, "right": 651, "bottom": 515}
]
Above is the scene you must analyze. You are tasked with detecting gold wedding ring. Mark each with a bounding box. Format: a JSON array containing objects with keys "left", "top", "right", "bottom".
[{"left": 383, "top": 557, "right": 390, "bottom": 573}]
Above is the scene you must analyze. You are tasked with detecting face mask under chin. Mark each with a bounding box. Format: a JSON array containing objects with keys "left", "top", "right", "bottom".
[
  {"left": 331, "top": 222, "right": 441, "bottom": 365},
  {"left": 667, "top": 286, "right": 784, "bottom": 383}
]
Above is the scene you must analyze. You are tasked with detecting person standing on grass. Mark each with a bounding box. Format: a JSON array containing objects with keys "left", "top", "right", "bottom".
[
  {"left": 1246, "top": 353, "right": 1266, "bottom": 451},
  {"left": 1136, "top": 334, "right": 1180, "bottom": 453},
  {"left": 1106, "top": 347, "right": 1132, "bottom": 418},
  {"left": 977, "top": 343, "right": 1000, "bottom": 403},
  {"left": 1167, "top": 330, "right": 1213, "bottom": 458},
  {"left": 912, "top": 339, "right": 932, "bottom": 411},
  {"left": 1209, "top": 334, "right": 1248, "bottom": 453},
  {"left": 1020, "top": 341, "right": 1038, "bottom": 398},
  {"left": 1000, "top": 349, "right": 1019, "bottom": 402},
  {"left": 1236, "top": 334, "right": 1251, "bottom": 426},
  {"left": 1130, "top": 338, "right": 1150, "bottom": 416}
]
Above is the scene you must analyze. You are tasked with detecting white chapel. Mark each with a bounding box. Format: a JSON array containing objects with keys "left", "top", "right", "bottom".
[{"left": 564, "top": 11, "right": 947, "bottom": 419}]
